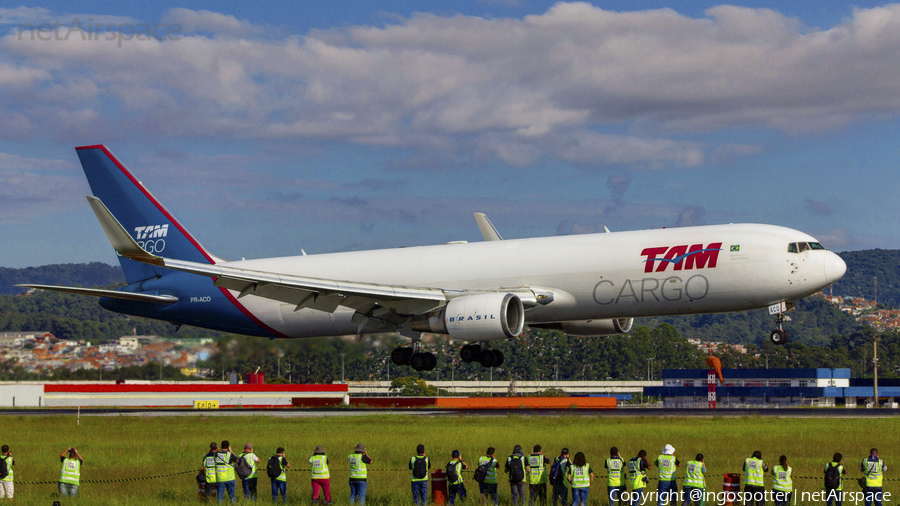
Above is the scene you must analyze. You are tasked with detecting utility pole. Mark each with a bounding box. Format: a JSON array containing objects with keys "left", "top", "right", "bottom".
[
  {"left": 874, "top": 334, "right": 880, "bottom": 408},
  {"left": 341, "top": 353, "right": 345, "bottom": 383}
]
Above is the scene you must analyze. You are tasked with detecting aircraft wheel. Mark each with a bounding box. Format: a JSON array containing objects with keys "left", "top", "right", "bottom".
[
  {"left": 410, "top": 353, "right": 428, "bottom": 371},
  {"left": 770, "top": 329, "right": 789, "bottom": 346},
  {"left": 424, "top": 353, "right": 437, "bottom": 371},
  {"left": 492, "top": 350, "right": 504, "bottom": 368},
  {"left": 391, "top": 347, "right": 411, "bottom": 366},
  {"left": 460, "top": 345, "right": 478, "bottom": 363},
  {"left": 478, "top": 350, "right": 497, "bottom": 368}
]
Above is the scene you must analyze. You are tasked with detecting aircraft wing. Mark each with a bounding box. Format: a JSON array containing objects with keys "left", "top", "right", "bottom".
[{"left": 87, "top": 196, "right": 449, "bottom": 316}]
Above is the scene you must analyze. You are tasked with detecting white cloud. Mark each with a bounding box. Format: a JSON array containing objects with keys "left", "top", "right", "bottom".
[{"left": 3, "top": 4, "right": 900, "bottom": 169}]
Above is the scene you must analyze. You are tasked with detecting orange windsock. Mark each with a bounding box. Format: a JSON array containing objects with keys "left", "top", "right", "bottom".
[{"left": 706, "top": 355, "right": 723, "bottom": 383}]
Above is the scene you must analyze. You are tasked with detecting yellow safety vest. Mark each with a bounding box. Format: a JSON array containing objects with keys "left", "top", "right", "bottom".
[
  {"left": 684, "top": 461, "right": 705, "bottom": 489},
  {"left": 628, "top": 458, "right": 646, "bottom": 490},
  {"left": 479, "top": 456, "right": 498, "bottom": 484},
  {"left": 529, "top": 455, "right": 548, "bottom": 484},
  {"left": 59, "top": 458, "right": 80, "bottom": 486},
  {"left": 773, "top": 465, "right": 792, "bottom": 492},
  {"left": 204, "top": 454, "right": 217, "bottom": 484},
  {"left": 240, "top": 452, "right": 258, "bottom": 479},
  {"left": 862, "top": 458, "right": 885, "bottom": 488},
  {"left": 744, "top": 458, "right": 764, "bottom": 487},
  {"left": 410, "top": 456, "right": 429, "bottom": 482},
  {"left": 449, "top": 460, "right": 464, "bottom": 485},
  {"left": 658, "top": 455, "right": 677, "bottom": 482},
  {"left": 310, "top": 455, "right": 330, "bottom": 479},
  {"left": 570, "top": 464, "right": 590, "bottom": 489},
  {"left": 216, "top": 451, "right": 236, "bottom": 482},
  {"left": 1, "top": 456, "right": 12, "bottom": 482},
  {"left": 824, "top": 462, "right": 843, "bottom": 491},
  {"left": 606, "top": 458, "right": 625, "bottom": 487},
  {"left": 349, "top": 454, "right": 367, "bottom": 480}
]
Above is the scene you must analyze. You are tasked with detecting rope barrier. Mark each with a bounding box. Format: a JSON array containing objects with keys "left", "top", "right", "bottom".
[{"left": 18, "top": 469, "right": 196, "bottom": 485}]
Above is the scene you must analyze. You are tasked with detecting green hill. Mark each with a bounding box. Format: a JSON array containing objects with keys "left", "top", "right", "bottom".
[{"left": 2, "top": 262, "right": 124, "bottom": 295}]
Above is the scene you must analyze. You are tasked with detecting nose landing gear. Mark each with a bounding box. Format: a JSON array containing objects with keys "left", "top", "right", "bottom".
[{"left": 769, "top": 313, "right": 791, "bottom": 345}]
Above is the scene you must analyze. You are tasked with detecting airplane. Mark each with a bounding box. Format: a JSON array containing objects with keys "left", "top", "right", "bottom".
[{"left": 19, "top": 145, "right": 847, "bottom": 371}]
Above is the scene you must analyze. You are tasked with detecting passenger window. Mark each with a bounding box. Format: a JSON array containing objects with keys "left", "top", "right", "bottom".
[
  {"left": 787, "top": 243, "right": 798, "bottom": 253},
  {"left": 798, "top": 242, "right": 809, "bottom": 252}
]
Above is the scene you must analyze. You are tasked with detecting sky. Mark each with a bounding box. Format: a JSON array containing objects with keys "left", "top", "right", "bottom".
[{"left": 2, "top": 0, "right": 900, "bottom": 268}]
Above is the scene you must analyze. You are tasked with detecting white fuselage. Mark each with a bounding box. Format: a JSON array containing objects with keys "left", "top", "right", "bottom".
[{"left": 221, "top": 223, "right": 845, "bottom": 338}]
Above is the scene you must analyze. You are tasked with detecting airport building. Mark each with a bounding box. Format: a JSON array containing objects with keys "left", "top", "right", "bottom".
[{"left": 644, "top": 368, "right": 900, "bottom": 408}]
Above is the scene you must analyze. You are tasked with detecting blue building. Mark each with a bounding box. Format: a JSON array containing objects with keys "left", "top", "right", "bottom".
[{"left": 644, "top": 368, "right": 900, "bottom": 408}]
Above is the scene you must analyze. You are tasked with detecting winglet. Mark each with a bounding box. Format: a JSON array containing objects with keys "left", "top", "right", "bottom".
[
  {"left": 87, "top": 196, "right": 164, "bottom": 266},
  {"left": 474, "top": 213, "right": 503, "bottom": 241}
]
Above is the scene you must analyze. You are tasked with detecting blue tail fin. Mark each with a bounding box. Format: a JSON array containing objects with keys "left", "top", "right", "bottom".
[{"left": 76, "top": 145, "right": 217, "bottom": 284}]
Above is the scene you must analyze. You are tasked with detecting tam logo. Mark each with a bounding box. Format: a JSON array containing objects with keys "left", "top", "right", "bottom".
[
  {"left": 640, "top": 243, "right": 722, "bottom": 273},
  {"left": 134, "top": 225, "right": 169, "bottom": 240}
]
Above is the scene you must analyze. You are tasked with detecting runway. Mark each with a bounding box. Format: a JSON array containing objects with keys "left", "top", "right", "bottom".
[{"left": 1, "top": 407, "right": 898, "bottom": 417}]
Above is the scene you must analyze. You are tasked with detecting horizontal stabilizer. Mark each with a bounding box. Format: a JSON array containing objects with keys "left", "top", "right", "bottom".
[{"left": 15, "top": 284, "right": 178, "bottom": 305}]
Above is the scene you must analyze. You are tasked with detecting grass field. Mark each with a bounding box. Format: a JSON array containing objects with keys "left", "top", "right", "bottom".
[{"left": 0, "top": 414, "right": 896, "bottom": 505}]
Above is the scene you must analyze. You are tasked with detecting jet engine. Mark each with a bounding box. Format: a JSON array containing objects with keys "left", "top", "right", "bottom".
[
  {"left": 410, "top": 292, "right": 524, "bottom": 341},
  {"left": 533, "top": 318, "right": 634, "bottom": 337}
]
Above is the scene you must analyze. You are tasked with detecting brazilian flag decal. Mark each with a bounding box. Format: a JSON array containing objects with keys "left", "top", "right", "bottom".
[{"left": 730, "top": 245, "right": 740, "bottom": 252}]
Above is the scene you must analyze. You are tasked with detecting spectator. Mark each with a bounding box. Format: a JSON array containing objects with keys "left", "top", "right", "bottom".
[
  {"left": 743, "top": 450, "right": 768, "bottom": 506},
  {"left": 58, "top": 447, "right": 83, "bottom": 497},
  {"left": 656, "top": 445, "right": 680, "bottom": 506},
  {"left": 529, "top": 445, "right": 551, "bottom": 506},
  {"left": 239, "top": 443, "right": 260, "bottom": 501},
  {"left": 605, "top": 447, "right": 626, "bottom": 506},
  {"left": 552, "top": 449, "right": 572, "bottom": 506},
  {"left": 201, "top": 442, "right": 218, "bottom": 502},
  {"left": 682, "top": 453, "right": 706, "bottom": 506},
  {"left": 861, "top": 448, "right": 887, "bottom": 506},
  {"left": 824, "top": 452, "right": 847, "bottom": 506},
  {"left": 567, "top": 452, "right": 593, "bottom": 506},
  {"left": 506, "top": 445, "right": 530, "bottom": 506},
  {"left": 215, "top": 440, "right": 239, "bottom": 504},
  {"left": 348, "top": 443, "right": 373, "bottom": 505},
  {"left": 628, "top": 450, "right": 651, "bottom": 506},
  {"left": 448, "top": 450, "right": 469, "bottom": 506},
  {"left": 271, "top": 447, "right": 290, "bottom": 504},
  {"left": 772, "top": 455, "right": 792, "bottom": 506},
  {"left": 410, "top": 444, "right": 430, "bottom": 506},
  {"left": 0, "top": 444, "right": 14, "bottom": 501},
  {"left": 310, "top": 445, "right": 332, "bottom": 505},
  {"left": 478, "top": 447, "right": 500, "bottom": 506}
]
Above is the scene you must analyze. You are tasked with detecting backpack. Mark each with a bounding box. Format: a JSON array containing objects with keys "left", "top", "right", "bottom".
[
  {"left": 236, "top": 454, "right": 253, "bottom": 480},
  {"left": 508, "top": 456, "right": 525, "bottom": 484},
  {"left": 412, "top": 457, "right": 428, "bottom": 479},
  {"left": 548, "top": 458, "right": 563, "bottom": 486},
  {"left": 266, "top": 456, "right": 282, "bottom": 479},
  {"left": 474, "top": 458, "right": 494, "bottom": 483},
  {"left": 0, "top": 458, "right": 7, "bottom": 481},
  {"left": 824, "top": 464, "right": 841, "bottom": 490},
  {"left": 446, "top": 462, "right": 459, "bottom": 484}
]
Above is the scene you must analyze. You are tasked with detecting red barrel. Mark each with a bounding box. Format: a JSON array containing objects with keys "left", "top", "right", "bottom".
[
  {"left": 246, "top": 372, "right": 265, "bottom": 384},
  {"left": 722, "top": 473, "right": 741, "bottom": 506},
  {"left": 431, "top": 469, "right": 448, "bottom": 505}
]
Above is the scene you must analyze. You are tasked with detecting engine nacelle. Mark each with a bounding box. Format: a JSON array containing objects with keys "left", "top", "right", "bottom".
[
  {"left": 410, "top": 292, "right": 525, "bottom": 341},
  {"left": 559, "top": 318, "right": 634, "bottom": 337}
]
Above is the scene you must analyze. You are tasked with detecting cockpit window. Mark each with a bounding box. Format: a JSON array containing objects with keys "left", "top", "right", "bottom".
[
  {"left": 798, "top": 242, "right": 809, "bottom": 252},
  {"left": 787, "top": 243, "right": 798, "bottom": 253},
  {"left": 808, "top": 242, "right": 825, "bottom": 250},
  {"left": 788, "top": 241, "right": 826, "bottom": 253}
]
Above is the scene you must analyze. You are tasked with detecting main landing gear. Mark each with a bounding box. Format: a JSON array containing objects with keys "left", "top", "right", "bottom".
[
  {"left": 460, "top": 344, "right": 504, "bottom": 368},
  {"left": 390, "top": 343, "right": 436, "bottom": 372},
  {"left": 770, "top": 313, "right": 791, "bottom": 345}
]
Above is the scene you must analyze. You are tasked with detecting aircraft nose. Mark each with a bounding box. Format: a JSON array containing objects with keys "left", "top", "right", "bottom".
[{"left": 823, "top": 251, "right": 847, "bottom": 284}]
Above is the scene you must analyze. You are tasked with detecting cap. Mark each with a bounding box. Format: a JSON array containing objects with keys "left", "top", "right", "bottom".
[
  {"left": 315, "top": 445, "right": 325, "bottom": 454},
  {"left": 354, "top": 444, "right": 366, "bottom": 453},
  {"left": 210, "top": 442, "right": 218, "bottom": 450},
  {"left": 663, "top": 444, "right": 675, "bottom": 455},
  {"left": 513, "top": 445, "right": 523, "bottom": 456},
  {"left": 561, "top": 448, "right": 569, "bottom": 455},
  {"left": 452, "top": 450, "right": 460, "bottom": 458}
]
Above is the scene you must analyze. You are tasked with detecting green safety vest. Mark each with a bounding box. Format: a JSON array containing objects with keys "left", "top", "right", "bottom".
[
  {"left": 240, "top": 452, "right": 258, "bottom": 479},
  {"left": 658, "top": 455, "right": 677, "bottom": 482},
  {"left": 824, "top": 462, "right": 843, "bottom": 491},
  {"left": 1, "top": 456, "right": 12, "bottom": 482},
  {"left": 570, "top": 464, "right": 590, "bottom": 489},
  {"left": 862, "top": 458, "right": 885, "bottom": 487},
  {"left": 275, "top": 457, "right": 287, "bottom": 482},
  {"left": 684, "top": 460, "right": 705, "bottom": 489},
  {"left": 310, "top": 455, "right": 330, "bottom": 479},
  {"left": 606, "top": 458, "right": 625, "bottom": 487},
  {"left": 59, "top": 458, "right": 80, "bottom": 486},
  {"left": 410, "top": 456, "right": 429, "bottom": 482},
  {"left": 744, "top": 458, "right": 765, "bottom": 487},
  {"left": 203, "top": 454, "right": 217, "bottom": 484},
  {"left": 479, "top": 456, "right": 498, "bottom": 484},
  {"left": 773, "top": 465, "right": 792, "bottom": 492},
  {"left": 628, "top": 458, "right": 646, "bottom": 490},
  {"left": 349, "top": 453, "right": 367, "bottom": 480},
  {"left": 216, "top": 451, "right": 236, "bottom": 482},
  {"left": 529, "top": 454, "right": 548, "bottom": 484},
  {"left": 449, "top": 460, "right": 464, "bottom": 485}
]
